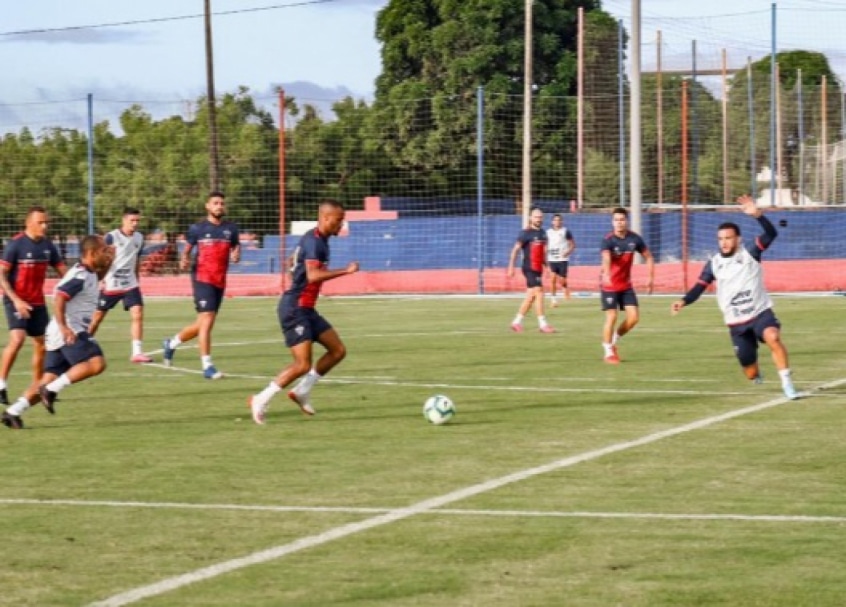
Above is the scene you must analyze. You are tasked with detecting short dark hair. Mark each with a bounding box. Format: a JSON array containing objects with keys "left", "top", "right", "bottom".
[
  {"left": 612, "top": 207, "right": 628, "bottom": 217},
  {"left": 80, "top": 234, "right": 105, "bottom": 255},
  {"left": 123, "top": 207, "right": 141, "bottom": 216},
  {"left": 26, "top": 205, "right": 47, "bottom": 218},
  {"left": 319, "top": 199, "right": 344, "bottom": 211},
  {"left": 718, "top": 221, "right": 741, "bottom": 236},
  {"left": 209, "top": 191, "right": 225, "bottom": 200},
  {"left": 552, "top": 213, "right": 562, "bottom": 220}
]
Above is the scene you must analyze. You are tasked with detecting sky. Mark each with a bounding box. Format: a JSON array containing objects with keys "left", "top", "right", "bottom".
[{"left": 1, "top": 0, "right": 844, "bottom": 130}]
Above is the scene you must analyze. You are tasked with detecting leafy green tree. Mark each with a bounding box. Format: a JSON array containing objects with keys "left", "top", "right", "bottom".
[{"left": 373, "top": 0, "right": 605, "bottom": 208}]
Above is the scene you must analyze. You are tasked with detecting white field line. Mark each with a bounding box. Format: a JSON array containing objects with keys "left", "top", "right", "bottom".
[
  {"left": 86, "top": 376, "right": 846, "bottom": 607},
  {"left": 2, "top": 498, "right": 844, "bottom": 524},
  {"left": 140, "top": 362, "right": 758, "bottom": 396}
]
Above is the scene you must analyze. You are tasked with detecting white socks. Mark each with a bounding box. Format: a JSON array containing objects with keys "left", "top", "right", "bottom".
[
  {"left": 293, "top": 369, "right": 321, "bottom": 395},
  {"left": 132, "top": 340, "right": 144, "bottom": 356},
  {"left": 46, "top": 374, "right": 72, "bottom": 394},
  {"left": 254, "top": 381, "right": 283, "bottom": 407}
]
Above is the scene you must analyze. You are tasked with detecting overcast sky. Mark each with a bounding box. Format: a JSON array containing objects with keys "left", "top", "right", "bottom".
[{"left": 1, "top": 0, "right": 843, "bottom": 130}]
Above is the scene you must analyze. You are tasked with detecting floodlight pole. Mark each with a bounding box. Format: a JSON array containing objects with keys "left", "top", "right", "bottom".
[
  {"left": 205, "top": 0, "right": 221, "bottom": 191},
  {"left": 630, "top": 0, "right": 642, "bottom": 235},
  {"left": 522, "top": 0, "right": 533, "bottom": 225}
]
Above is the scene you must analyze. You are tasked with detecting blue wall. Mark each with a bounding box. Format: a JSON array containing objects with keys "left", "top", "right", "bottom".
[{"left": 260, "top": 209, "right": 845, "bottom": 273}]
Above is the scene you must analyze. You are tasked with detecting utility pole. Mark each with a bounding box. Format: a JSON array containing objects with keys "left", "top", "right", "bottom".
[{"left": 204, "top": 0, "right": 221, "bottom": 191}]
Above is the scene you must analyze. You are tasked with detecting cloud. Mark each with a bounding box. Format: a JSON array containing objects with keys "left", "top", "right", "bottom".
[{"left": 1, "top": 29, "right": 150, "bottom": 45}]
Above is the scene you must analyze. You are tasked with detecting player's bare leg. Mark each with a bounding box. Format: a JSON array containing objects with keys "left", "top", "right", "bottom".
[
  {"left": 602, "top": 309, "right": 620, "bottom": 363},
  {"left": 249, "top": 341, "right": 314, "bottom": 424},
  {"left": 0, "top": 329, "right": 26, "bottom": 398},
  {"left": 531, "top": 286, "right": 554, "bottom": 332},
  {"left": 128, "top": 305, "right": 152, "bottom": 363},
  {"left": 550, "top": 275, "right": 559, "bottom": 307},
  {"left": 762, "top": 326, "right": 798, "bottom": 399}
]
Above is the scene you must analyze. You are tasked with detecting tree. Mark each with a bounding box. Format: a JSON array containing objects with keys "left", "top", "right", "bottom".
[{"left": 372, "top": 0, "right": 606, "bottom": 207}]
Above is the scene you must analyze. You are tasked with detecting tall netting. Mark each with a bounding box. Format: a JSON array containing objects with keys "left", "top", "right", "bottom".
[{"left": 1, "top": 5, "right": 844, "bottom": 296}]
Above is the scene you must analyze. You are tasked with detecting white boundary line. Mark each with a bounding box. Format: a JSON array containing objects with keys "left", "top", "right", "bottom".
[
  {"left": 3, "top": 498, "right": 844, "bottom": 524},
  {"left": 87, "top": 377, "right": 846, "bottom": 607}
]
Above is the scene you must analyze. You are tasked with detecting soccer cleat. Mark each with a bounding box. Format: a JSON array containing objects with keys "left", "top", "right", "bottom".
[
  {"left": 604, "top": 345, "right": 620, "bottom": 365},
  {"left": 162, "top": 339, "right": 175, "bottom": 366},
  {"left": 550, "top": 299, "right": 559, "bottom": 308},
  {"left": 38, "top": 384, "right": 57, "bottom": 414},
  {"left": 287, "top": 390, "right": 316, "bottom": 416},
  {"left": 203, "top": 365, "right": 223, "bottom": 380},
  {"left": 783, "top": 383, "right": 799, "bottom": 400},
  {"left": 2, "top": 411, "right": 23, "bottom": 430},
  {"left": 0, "top": 388, "right": 8, "bottom": 405},
  {"left": 247, "top": 395, "right": 267, "bottom": 425},
  {"left": 539, "top": 325, "right": 556, "bottom": 334},
  {"left": 130, "top": 353, "right": 154, "bottom": 364},
  {"left": 752, "top": 374, "right": 764, "bottom": 384},
  {"left": 510, "top": 323, "right": 524, "bottom": 333}
]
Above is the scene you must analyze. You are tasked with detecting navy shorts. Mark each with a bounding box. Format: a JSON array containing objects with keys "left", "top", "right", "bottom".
[
  {"left": 278, "top": 303, "right": 333, "bottom": 348},
  {"left": 3, "top": 299, "right": 49, "bottom": 336},
  {"left": 522, "top": 269, "right": 543, "bottom": 289},
  {"left": 45, "top": 332, "right": 104, "bottom": 376},
  {"left": 729, "top": 308, "right": 781, "bottom": 367},
  {"left": 601, "top": 288, "right": 639, "bottom": 311},
  {"left": 548, "top": 261, "right": 569, "bottom": 278},
  {"left": 97, "top": 287, "right": 144, "bottom": 312},
  {"left": 192, "top": 281, "right": 225, "bottom": 313}
]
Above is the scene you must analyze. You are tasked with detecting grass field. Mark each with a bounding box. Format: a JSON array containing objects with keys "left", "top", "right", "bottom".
[{"left": 2, "top": 294, "right": 846, "bottom": 606}]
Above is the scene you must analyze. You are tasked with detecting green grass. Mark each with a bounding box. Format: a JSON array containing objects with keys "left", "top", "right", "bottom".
[{"left": 2, "top": 294, "right": 846, "bottom": 606}]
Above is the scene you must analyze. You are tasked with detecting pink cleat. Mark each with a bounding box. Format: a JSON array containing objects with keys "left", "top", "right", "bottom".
[
  {"left": 247, "top": 395, "right": 267, "bottom": 425},
  {"left": 604, "top": 345, "right": 621, "bottom": 364},
  {"left": 130, "top": 354, "right": 154, "bottom": 364},
  {"left": 288, "top": 390, "right": 316, "bottom": 416},
  {"left": 539, "top": 325, "right": 556, "bottom": 333},
  {"left": 511, "top": 323, "right": 524, "bottom": 333}
]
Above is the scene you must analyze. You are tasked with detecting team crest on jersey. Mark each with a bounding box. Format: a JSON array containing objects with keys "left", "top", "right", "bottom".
[{"left": 223, "top": 230, "right": 232, "bottom": 239}]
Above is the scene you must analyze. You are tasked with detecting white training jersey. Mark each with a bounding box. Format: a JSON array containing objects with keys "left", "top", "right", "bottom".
[
  {"left": 103, "top": 229, "right": 144, "bottom": 293},
  {"left": 45, "top": 263, "right": 100, "bottom": 350},
  {"left": 709, "top": 246, "right": 773, "bottom": 325},
  {"left": 546, "top": 227, "right": 573, "bottom": 262}
]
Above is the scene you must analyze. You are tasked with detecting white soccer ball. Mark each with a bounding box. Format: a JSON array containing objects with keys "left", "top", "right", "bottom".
[{"left": 423, "top": 394, "right": 455, "bottom": 425}]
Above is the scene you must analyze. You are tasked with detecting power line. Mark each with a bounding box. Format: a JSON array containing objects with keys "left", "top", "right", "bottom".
[{"left": 0, "top": 0, "right": 338, "bottom": 38}]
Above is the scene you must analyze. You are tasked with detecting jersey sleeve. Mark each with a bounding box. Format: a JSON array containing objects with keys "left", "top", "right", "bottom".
[
  {"left": 682, "top": 260, "right": 715, "bottom": 305},
  {"left": 186, "top": 224, "right": 200, "bottom": 246},
  {"left": 1, "top": 239, "right": 19, "bottom": 268},
  {"left": 747, "top": 215, "right": 777, "bottom": 261},
  {"left": 230, "top": 224, "right": 240, "bottom": 247},
  {"left": 56, "top": 269, "right": 87, "bottom": 300}
]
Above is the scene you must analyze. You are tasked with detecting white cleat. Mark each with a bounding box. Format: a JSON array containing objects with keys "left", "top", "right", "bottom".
[
  {"left": 248, "top": 395, "right": 268, "bottom": 425},
  {"left": 287, "top": 390, "right": 316, "bottom": 416},
  {"left": 783, "top": 383, "right": 800, "bottom": 400}
]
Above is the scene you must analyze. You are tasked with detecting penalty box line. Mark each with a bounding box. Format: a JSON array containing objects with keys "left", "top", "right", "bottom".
[
  {"left": 87, "top": 376, "right": 846, "bottom": 607},
  {"left": 3, "top": 498, "right": 846, "bottom": 524}
]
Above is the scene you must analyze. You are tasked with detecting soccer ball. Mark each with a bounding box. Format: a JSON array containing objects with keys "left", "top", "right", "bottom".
[{"left": 423, "top": 394, "right": 455, "bottom": 425}]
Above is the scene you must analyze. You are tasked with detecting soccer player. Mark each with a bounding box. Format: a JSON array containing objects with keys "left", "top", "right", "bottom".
[
  {"left": 2, "top": 235, "right": 114, "bottom": 429},
  {"left": 600, "top": 207, "right": 654, "bottom": 363},
  {"left": 0, "top": 206, "right": 67, "bottom": 406},
  {"left": 247, "top": 200, "right": 359, "bottom": 425},
  {"left": 671, "top": 195, "right": 798, "bottom": 400},
  {"left": 87, "top": 207, "right": 153, "bottom": 363},
  {"left": 507, "top": 207, "right": 554, "bottom": 333},
  {"left": 546, "top": 213, "right": 576, "bottom": 306},
  {"left": 162, "top": 192, "right": 240, "bottom": 379}
]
